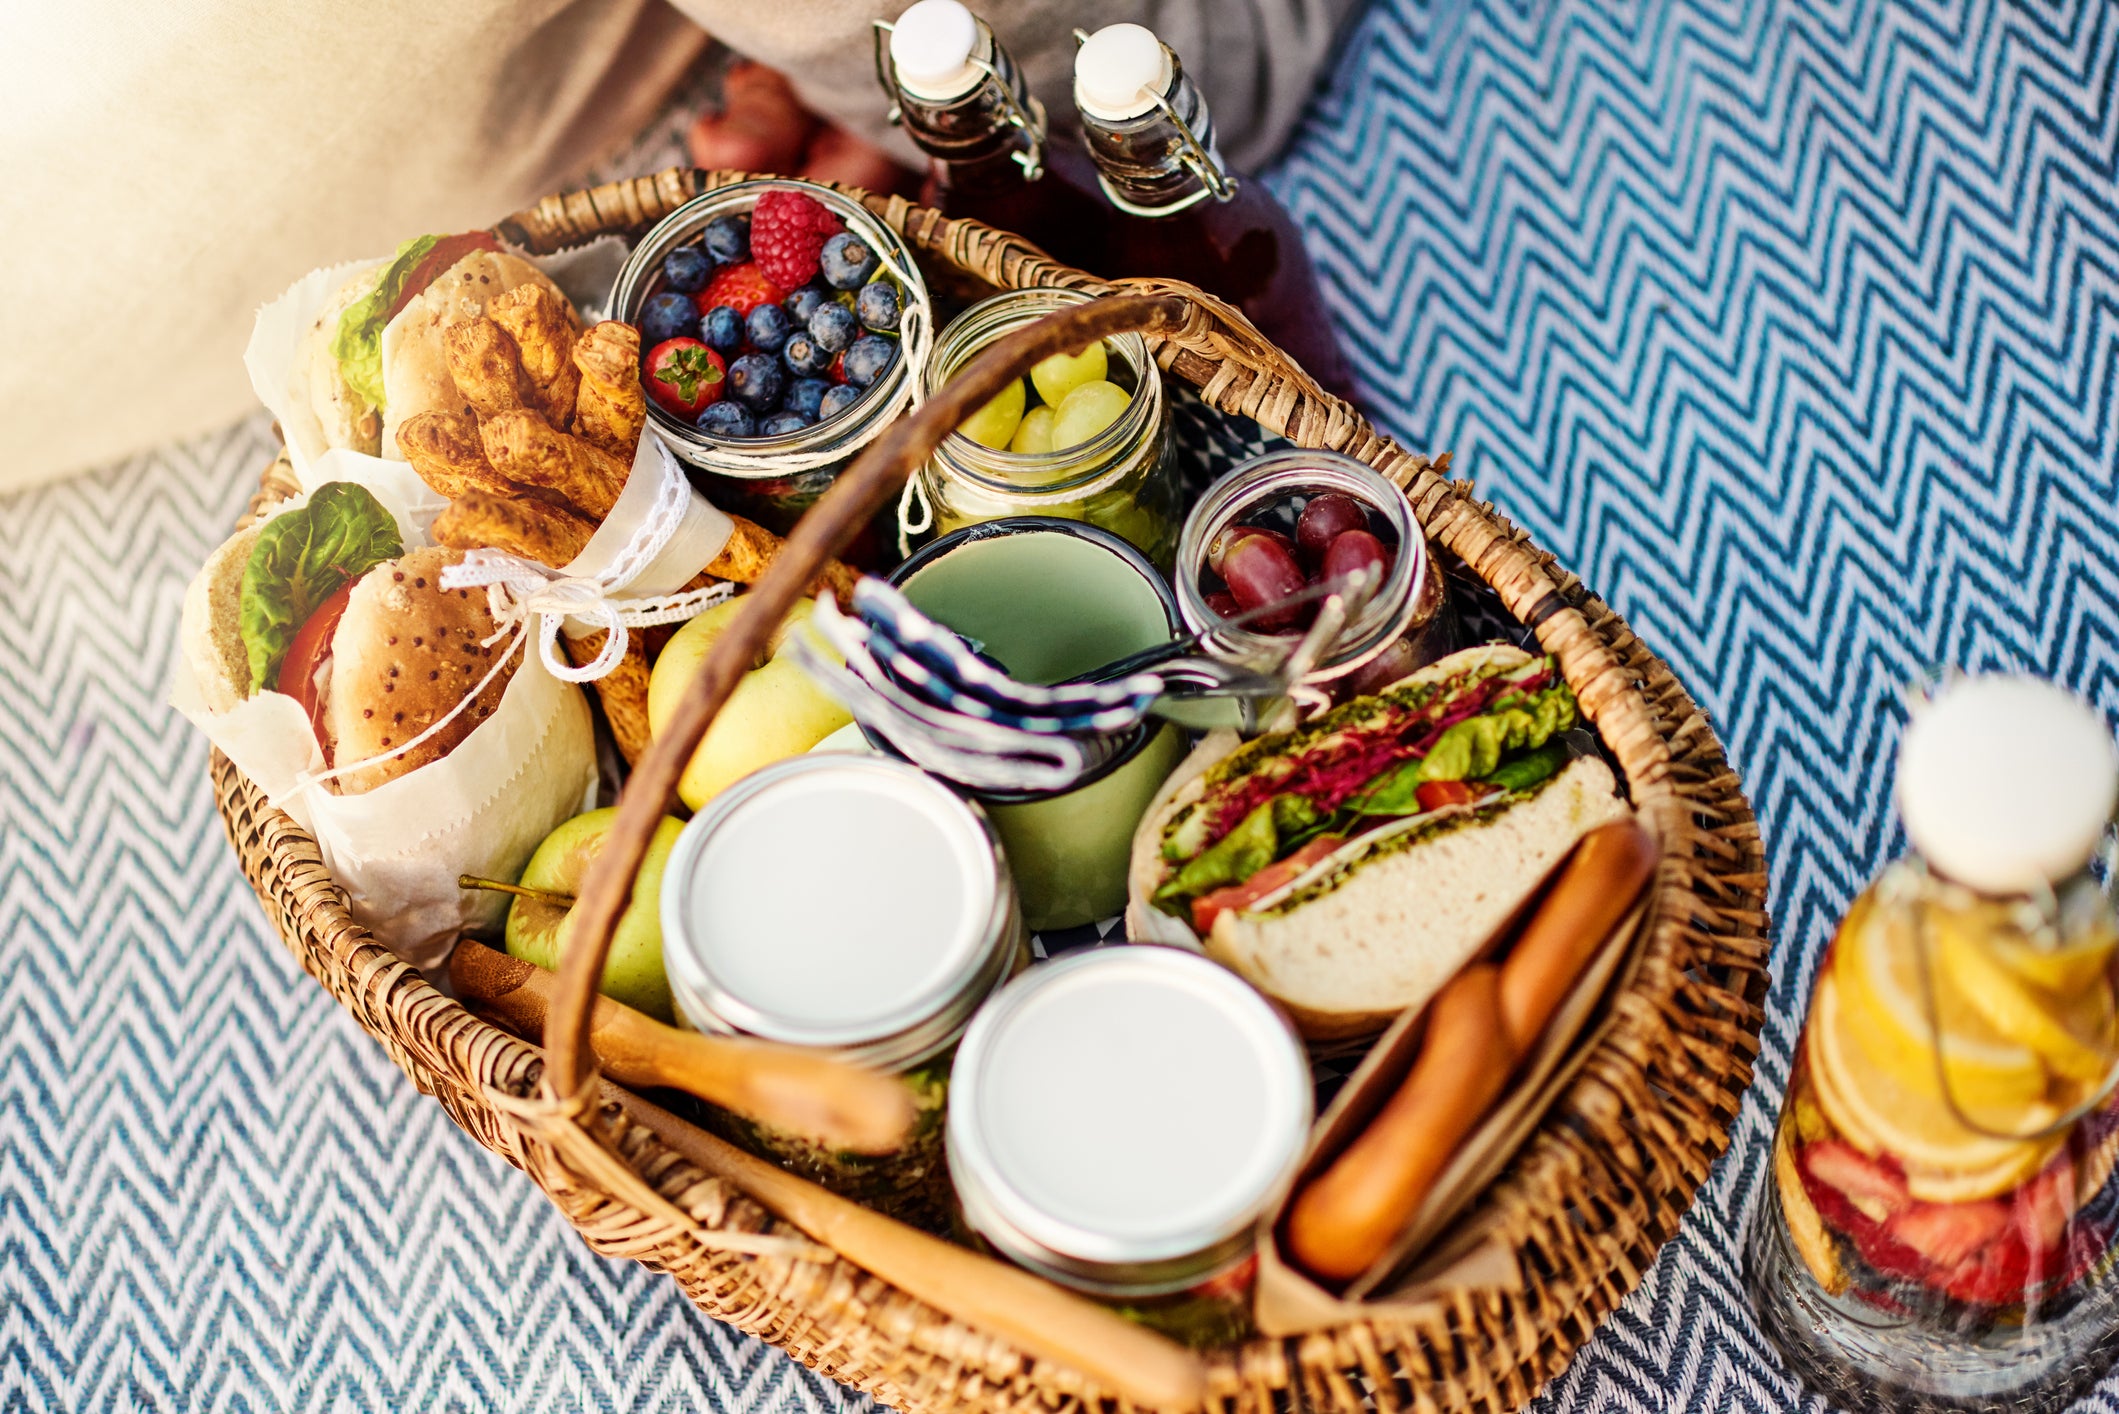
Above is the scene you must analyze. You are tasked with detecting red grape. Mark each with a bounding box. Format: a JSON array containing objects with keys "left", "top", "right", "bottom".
[
  {"left": 1205, "top": 591, "right": 1240, "bottom": 619},
  {"left": 1222, "top": 530, "right": 1309, "bottom": 629},
  {"left": 1296, "top": 493, "right": 1370, "bottom": 561},
  {"left": 1322, "top": 529, "right": 1389, "bottom": 585},
  {"left": 1207, "top": 522, "right": 1294, "bottom": 576}
]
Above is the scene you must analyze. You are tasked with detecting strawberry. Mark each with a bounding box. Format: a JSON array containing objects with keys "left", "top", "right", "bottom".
[
  {"left": 750, "top": 190, "right": 842, "bottom": 290},
  {"left": 1802, "top": 1141, "right": 1909, "bottom": 1221},
  {"left": 1884, "top": 1201, "right": 2012, "bottom": 1269},
  {"left": 643, "top": 338, "right": 726, "bottom": 418},
  {"left": 697, "top": 262, "right": 785, "bottom": 318}
]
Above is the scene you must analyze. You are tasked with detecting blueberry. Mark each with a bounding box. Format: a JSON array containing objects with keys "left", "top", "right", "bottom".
[
  {"left": 700, "top": 304, "right": 744, "bottom": 354},
  {"left": 784, "top": 377, "right": 830, "bottom": 420},
  {"left": 855, "top": 280, "right": 902, "bottom": 332},
  {"left": 702, "top": 214, "right": 750, "bottom": 264},
  {"left": 819, "top": 383, "right": 863, "bottom": 420},
  {"left": 809, "top": 302, "right": 859, "bottom": 353},
  {"left": 727, "top": 353, "right": 785, "bottom": 409},
  {"left": 639, "top": 292, "right": 699, "bottom": 347},
  {"left": 745, "top": 302, "right": 792, "bottom": 353},
  {"left": 842, "top": 334, "right": 897, "bottom": 388},
  {"left": 819, "top": 232, "right": 880, "bottom": 290},
  {"left": 782, "top": 332, "right": 832, "bottom": 377},
  {"left": 784, "top": 284, "right": 830, "bottom": 325},
  {"left": 696, "top": 400, "right": 756, "bottom": 438},
  {"left": 662, "top": 245, "right": 713, "bottom": 294},
  {"left": 760, "top": 411, "right": 813, "bottom": 436}
]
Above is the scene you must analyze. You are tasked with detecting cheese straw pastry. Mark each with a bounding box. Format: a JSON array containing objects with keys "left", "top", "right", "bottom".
[
  {"left": 432, "top": 490, "right": 654, "bottom": 762},
  {"left": 480, "top": 411, "right": 628, "bottom": 521},
  {"left": 490, "top": 284, "right": 581, "bottom": 428},
  {"left": 398, "top": 411, "right": 530, "bottom": 504},
  {"left": 709, "top": 515, "right": 863, "bottom": 607},
  {"left": 443, "top": 318, "right": 539, "bottom": 422},
  {"left": 570, "top": 321, "right": 646, "bottom": 457}
]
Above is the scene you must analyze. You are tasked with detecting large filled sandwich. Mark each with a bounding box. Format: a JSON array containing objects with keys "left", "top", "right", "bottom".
[
  {"left": 1129, "top": 644, "right": 1631, "bottom": 1039},
  {"left": 181, "top": 482, "right": 516, "bottom": 794},
  {"left": 300, "top": 233, "right": 573, "bottom": 458}
]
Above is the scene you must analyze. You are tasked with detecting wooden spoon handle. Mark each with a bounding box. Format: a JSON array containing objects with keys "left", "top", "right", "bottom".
[
  {"left": 451, "top": 942, "right": 914, "bottom": 1154},
  {"left": 611, "top": 1084, "right": 1209, "bottom": 1412}
]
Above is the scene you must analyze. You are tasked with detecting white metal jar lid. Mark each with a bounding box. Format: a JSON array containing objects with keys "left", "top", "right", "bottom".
[
  {"left": 948, "top": 946, "right": 1313, "bottom": 1271},
  {"left": 1898, "top": 673, "right": 2119, "bottom": 894},
  {"left": 661, "top": 754, "right": 1003, "bottom": 1051},
  {"left": 890, "top": 0, "right": 984, "bottom": 102}
]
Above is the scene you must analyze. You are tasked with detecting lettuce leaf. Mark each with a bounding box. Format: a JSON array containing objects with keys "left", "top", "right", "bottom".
[
  {"left": 1349, "top": 683, "right": 1578, "bottom": 815},
  {"left": 1154, "top": 795, "right": 1321, "bottom": 911},
  {"left": 330, "top": 234, "right": 441, "bottom": 411},
  {"left": 238, "top": 482, "right": 402, "bottom": 692}
]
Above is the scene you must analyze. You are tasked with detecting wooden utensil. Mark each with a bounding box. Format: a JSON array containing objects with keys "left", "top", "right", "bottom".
[
  {"left": 451, "top": 941, "right": 915, "bottom": 1154},
  {"left": 610, "top": 1083, "right": 1210, "bottom": 1413}
]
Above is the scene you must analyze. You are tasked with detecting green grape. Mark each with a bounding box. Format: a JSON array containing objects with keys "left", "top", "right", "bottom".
[
  {"left": 1052, "top": 380, "right": 1132, "bottom": 449},
  {"left": 1030, "top": 340, "right": 1109, "bottom": 407},
  {"left": 1009, "top": 406, "right": 1058, "bottom": 454},
  {"left": 957, "top": 377, "right": 1026, "bottom": 449}
]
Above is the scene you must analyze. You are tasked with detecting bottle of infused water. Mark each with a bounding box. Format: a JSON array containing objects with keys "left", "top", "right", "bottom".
[{"left": 1746, "top": 674, "right": 2119, "bottom": 1412}]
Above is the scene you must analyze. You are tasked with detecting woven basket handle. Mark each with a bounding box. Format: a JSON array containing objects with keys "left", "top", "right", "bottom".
[{"left": 546, "top": 293, "right": 1192, "bottom": 1103}]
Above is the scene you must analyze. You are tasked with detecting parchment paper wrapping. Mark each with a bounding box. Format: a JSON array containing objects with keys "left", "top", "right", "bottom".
[{"left": 170, "top": 490, "right": 599, "bottom": 973}]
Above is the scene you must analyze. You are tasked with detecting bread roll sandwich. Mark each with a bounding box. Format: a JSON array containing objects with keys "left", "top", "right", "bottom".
[
  {"left": 299, "top": 234, "right": 574, "bottom": 458},
  {"left": 1128, "top": 643, "right": 1629, "bottom": 1039},
  {"left": 182, "top": 481, "right": 515, "bottom": 793}
]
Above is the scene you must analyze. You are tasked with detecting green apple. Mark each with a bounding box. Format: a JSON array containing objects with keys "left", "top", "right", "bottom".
[
  {"left": 1008, "top": 406, "right": 1058, "bottom": 455},
  {"left": 1030, "top": 340, "right": 1109, "bottom": 407},
  {"left": 506, "top": 807, "right": 683, "bottom": 1021},
  {"left": 1052, "top": 379, "right": 1132, "bottom": 449},
  {"left": 648, "top": 595, "right": 854, "bottom": 811},
  {"left": 957, "top": 376, "right": 1026, "bottom": 449}
]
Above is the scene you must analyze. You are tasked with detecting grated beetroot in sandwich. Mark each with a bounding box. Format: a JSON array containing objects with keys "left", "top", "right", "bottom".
[{"left": 1195, "top": 666, "right": 1553, "bottom": 854}]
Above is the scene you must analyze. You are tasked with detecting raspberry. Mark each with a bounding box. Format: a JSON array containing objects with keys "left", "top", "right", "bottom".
[
  {"left": 750, "top": 190, "right": 842, "bottom": 291},
  {"left": 697, "top": 262, "right": 785, "bottom": 317}
]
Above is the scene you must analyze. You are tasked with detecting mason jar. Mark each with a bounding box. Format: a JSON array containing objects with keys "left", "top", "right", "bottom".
[
  {"left": 610, "top": 178, "right": 932, "bottom": 550},
  {"left": 659, "top": 754, "right": 1027, "bottom": 1228},
  {"left": 947, "top": 945, "right": 1314, "bottom": 1347},
  {"left": 916, "top": 287, "right": 1180, "bottom": 566},
  {"left": 1175, "top": 450, "right": 1451, "bottom": 697}
]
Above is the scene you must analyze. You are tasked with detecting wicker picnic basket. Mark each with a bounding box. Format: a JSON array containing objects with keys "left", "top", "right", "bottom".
[{"left": 210, "top": 167, "right": 1770, "bottom": 1414}]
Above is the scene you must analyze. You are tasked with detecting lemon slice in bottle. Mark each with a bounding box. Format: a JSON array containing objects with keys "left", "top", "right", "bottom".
[
  {"left": 1808, "top": 971, "right": 2059, "bottom": 1202},
  {"left": 1831, "top": 894, "right": 2049, "bottom": 1111},
  {"left": 1936, "top": 909, "right": 2117, "bottom": 1083}
]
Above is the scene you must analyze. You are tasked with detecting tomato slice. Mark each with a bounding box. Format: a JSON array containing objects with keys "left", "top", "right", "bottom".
[
  {"left": 387, "top": 232, "right": 502, "bottom": 321},
  {"left": 1191, "top": 835, "right": 1345, "bottom": 935},
  {"left": 1414, "top": 779, "right": 1483, "bottom": 812},
  {"left": 276, "top": 580, "right": 354, "bottom": 744}
]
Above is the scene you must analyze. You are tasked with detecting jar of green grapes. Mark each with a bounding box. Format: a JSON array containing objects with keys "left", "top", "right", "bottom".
[{"left": 914, "top": 287, "right": 1180, "bottom": 566}]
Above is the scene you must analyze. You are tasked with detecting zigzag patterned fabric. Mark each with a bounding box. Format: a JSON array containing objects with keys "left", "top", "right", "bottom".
[{"left": 5, "top": 1, "right": 2118, "bottom": 1409}]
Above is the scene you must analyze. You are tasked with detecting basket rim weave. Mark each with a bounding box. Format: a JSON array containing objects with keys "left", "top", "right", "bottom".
[{"left": 210, "top": 167, "right": 1769, "bottom": 1414}]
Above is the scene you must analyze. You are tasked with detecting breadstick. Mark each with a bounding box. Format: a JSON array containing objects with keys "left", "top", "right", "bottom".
[
  {"left": 398, "top": 412, "right": 524, "bottom": 503},
  {"left": 1286, "top": 965, "right": 1516, "bottom": 1283},
  {"left": 1498, "top": 820, "right": 1655, "bottom": 1051},
  {"left": 444, "top": 318, "right": 540, "bottom": 422},
  {"left": 490, "top": 284, "right": 582, "bottom": 427},
  {"left": 572, "top": 320, "right": 646, "bottom": 457},
  {"left": 481, "top": 411, "right": 629, "bottom": 521},
  {"left": 432, "top": 490, "right": 653, "bottom": 763},
  {"left": 708, "top": 514, "right": 863, "bottom": 605}
]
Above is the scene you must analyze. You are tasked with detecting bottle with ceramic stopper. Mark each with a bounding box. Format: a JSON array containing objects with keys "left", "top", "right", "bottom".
[
  {"left": 1071, "top": 23, "right": 1356, "bottom": 399},
  {"left": 873, "top": 0, "right": 1110, "bottom": 272},
  {"left": 1744, "top": 673, "right": 2119, "bottom": 1414}
]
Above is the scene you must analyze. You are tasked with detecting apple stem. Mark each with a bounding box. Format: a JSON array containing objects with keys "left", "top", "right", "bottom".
[{"left": 458, "top": 874, "right": 578, "bottom": 907}]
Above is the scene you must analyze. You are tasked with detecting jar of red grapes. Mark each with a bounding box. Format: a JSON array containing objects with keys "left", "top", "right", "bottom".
[{"left": 1174, "top": 451, "right": 1450, "bottom": 696}]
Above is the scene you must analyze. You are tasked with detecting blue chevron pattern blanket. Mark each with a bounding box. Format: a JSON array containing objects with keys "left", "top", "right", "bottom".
[{"left": 7, "top": 2, "right": 2119, "bottom": 1409}]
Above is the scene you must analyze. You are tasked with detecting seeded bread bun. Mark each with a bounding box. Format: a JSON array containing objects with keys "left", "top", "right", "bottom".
[
  {"left": 179, "top": 523, "right": 262, "bottom": 714},
  {"left": 377, "top": 251, "right": 569, "bottom": 457},
  {"left": 301, "top": 264, "right": 387, "bottom": 456},
  {"left": 323, "top": 547, "right": 516, "bottom": 794}
]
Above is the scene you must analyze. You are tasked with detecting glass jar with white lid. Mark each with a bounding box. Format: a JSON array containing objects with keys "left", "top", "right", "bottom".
[
  {"left": 660, "top": 753, "right": 1027, "bottom": 1226},
  {"left": 946, "top": 945, "right": 1313, "bottom": 1346}
]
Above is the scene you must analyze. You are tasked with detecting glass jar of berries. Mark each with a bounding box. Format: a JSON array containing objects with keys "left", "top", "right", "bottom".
[
  {"left": 610, "top": 178, "right": 932, "bottom": 550},
  {"left": 917, "top": 287, "right": 1180, "bottom": 566},
  {"left": 1174, "top": 450, "right": 1451, "bottom": 696}
]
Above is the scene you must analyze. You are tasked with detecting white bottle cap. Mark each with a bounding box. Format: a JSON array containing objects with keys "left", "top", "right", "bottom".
[
  {"left": 1897, "top": 674, "right": 2118, "bottom": 893},
  {"left": 891, "top": 0, "right": 983, "bottom": 102},
  {"left": 1074, "top": 23, "right": 1172, "bottom": 122}
]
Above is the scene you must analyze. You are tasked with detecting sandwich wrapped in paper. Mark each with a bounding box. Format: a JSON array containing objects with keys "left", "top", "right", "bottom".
[
  {"left": 173, "top": 480, "right": 597, "bottom": 972},
  {"left": 1127, "top": 643, "right": 1629, "bottom": 1039}
]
